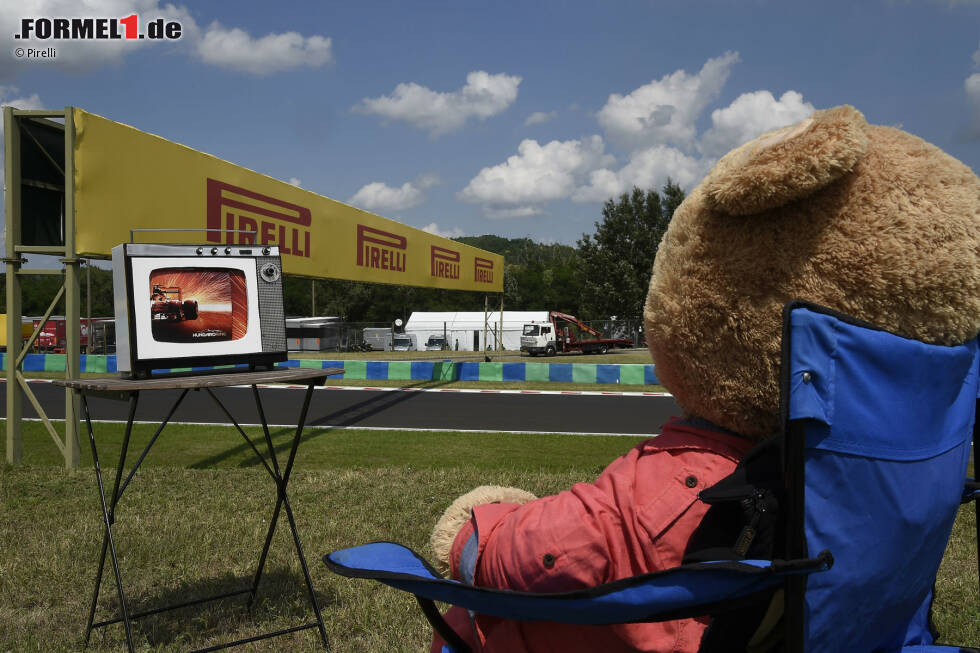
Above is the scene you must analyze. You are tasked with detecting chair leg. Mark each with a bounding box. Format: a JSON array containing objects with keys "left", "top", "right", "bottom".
[{"left": 416, "top": 597, "right": 472, "bottom": 653}]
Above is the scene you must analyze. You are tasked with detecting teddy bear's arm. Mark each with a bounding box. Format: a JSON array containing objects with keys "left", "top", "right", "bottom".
[
  {"left": 460, "top": 482, "right": 628, "bottom": 593},
  {"left": 430, "top": 485, "right": 537, "bottom": 573}
]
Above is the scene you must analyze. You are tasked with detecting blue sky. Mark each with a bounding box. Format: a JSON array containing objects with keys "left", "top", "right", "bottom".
[{"left": 2, "top": 0, "right": 979, "bottom": 247}]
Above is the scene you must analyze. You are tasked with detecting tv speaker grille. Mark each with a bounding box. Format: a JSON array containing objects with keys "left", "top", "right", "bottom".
[{"left": 255, "top": 256, "right": 286, "bottom": 351}]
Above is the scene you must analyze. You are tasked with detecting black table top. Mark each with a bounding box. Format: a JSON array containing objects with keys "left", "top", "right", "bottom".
[{"left": 53, "top": 367, "right": 343, "bottom": 393}]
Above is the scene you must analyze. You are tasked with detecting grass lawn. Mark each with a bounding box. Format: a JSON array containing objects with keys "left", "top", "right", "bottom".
[{"left": 1, "top": 421, "right": 976, "bottom": 651}]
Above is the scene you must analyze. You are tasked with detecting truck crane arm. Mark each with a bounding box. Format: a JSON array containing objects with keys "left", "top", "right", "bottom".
[{"left": 549, "top": 311, "right": 602, "bottom": 337}]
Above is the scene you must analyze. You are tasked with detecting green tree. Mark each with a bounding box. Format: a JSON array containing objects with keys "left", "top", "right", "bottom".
[
  {"left": 456, "top": 236, "right": 582, "bottom": 313},
  {"left": 576, "top": 181, "right": 685, "bottom": 320}
]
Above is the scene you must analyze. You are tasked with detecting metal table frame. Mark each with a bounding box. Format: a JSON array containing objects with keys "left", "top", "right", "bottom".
[{"left": 56, "top": 368, "right": 341, "bottom": 652}]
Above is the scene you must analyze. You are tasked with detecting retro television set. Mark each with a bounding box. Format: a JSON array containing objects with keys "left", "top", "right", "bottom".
[{"left": 112, "top": 243, "right": 287, "bottom": 377}]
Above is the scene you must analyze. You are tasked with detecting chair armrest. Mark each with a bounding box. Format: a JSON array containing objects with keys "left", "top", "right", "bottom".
[{"left": 324, "top": 541, "right": 832, "bottom": 626}]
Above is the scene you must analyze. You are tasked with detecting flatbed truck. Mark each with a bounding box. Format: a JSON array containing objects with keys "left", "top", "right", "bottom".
[{"left": 520, "top": 311, "right": 634, "bottom": 356}]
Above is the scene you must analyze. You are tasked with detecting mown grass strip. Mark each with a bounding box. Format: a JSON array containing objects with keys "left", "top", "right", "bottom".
[{"left": 5, "top": 421, "right": 646, "bottom": 475}]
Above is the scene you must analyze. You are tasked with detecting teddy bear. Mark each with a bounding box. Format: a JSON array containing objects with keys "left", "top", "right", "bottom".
[{"left": 428, "top": 105, "right": 980, "bottom": 653}]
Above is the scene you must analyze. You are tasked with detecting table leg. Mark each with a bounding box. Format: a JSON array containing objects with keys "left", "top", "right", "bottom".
[
  {"left": 83, "top": 392, "right": 139, "bottom": 651},
  {"left": 247, "top": 382, "right": 328, "bottom": 649}
]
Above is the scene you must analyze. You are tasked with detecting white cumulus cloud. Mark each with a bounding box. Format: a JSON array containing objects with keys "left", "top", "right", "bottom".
[
  {"left": 195, "top": 22, "right": 332, "bottom": 75},
  {"left": 573, "top": 146, "right": 706, "bottom": 203},
  {"left": 966, "top": 72, "right": 980, "bottom": 140},
  {"left": 597, "top": 51, "right": 740, "bottom": 150},
  {"left": 349, "top": 175, "right": 440, "bottom": 212},
  {"left": 0, "top": 86, "right": 44, "bottom": 166},
  {"left": 458, "top": 136, "right": 614, "bottom": 212},
  {"left": 456, "top": 53, "right": 824, "bottom": 216},
  {"left": 484, "top": 206, "right": 544, "bottom": 218},
  {"left": 524, "top": 110, "right": 556, "bottom": 126},
  {"left": 0, "top": 85, "right": 44, "bottom": 113},
  {"left": 356, "top": 71, "right": 521, "bottom": 136},
  {"left": 421, "top": 222, "right": 465, "bottom": 238},
  {"left": 965, "top": 43, "right": 980, "bottom": 141},
  {"left": 700, "top": 90, "right": 815, "bottom": 158},
  {"left": 287, "top": 177, "right": 302, "bottom": 187}
]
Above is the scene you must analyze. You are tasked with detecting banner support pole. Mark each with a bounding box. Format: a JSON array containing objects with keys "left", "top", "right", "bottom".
[
  {"left": 63, "top": 106, "right": 81, "bottom": 469},
  {"left": 498, "top": 295, "right": 504, "bottom": 352},
  {"left": 5, "top": 106, "right": 23, "bottom": 464}
]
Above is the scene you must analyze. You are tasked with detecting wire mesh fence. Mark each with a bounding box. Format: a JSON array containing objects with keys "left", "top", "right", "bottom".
[
  {"left": 60, "top": 316, "right": 645, "bottom": 355},
  {"left": 284, "top": 318, "right": 645, "bottom": 353}
]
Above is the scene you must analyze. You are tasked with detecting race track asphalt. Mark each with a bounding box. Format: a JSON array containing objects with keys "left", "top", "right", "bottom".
[{"left": 3, "top": 381, "right": 681, "bottom": 436}]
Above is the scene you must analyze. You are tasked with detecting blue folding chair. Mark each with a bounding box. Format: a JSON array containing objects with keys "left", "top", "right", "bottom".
[{"left": 324, "top": 301, "right": 980, "bottom": 652}]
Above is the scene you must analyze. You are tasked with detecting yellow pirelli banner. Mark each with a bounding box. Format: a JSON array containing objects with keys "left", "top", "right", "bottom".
[{"left": 71, "top": 108, "right": 503, "bottom": 292}]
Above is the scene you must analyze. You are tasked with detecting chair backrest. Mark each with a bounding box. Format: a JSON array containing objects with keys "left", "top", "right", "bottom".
[{"left": 782, "top": 303, "right": 978, "bottom": 653}]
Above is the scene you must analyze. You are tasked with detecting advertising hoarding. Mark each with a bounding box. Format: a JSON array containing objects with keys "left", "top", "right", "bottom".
[{"left": 72, "top": 108, "right": 503, "bottom": 292}]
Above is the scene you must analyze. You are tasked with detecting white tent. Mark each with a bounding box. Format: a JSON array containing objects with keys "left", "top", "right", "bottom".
[{"left": 405, "top": 311, "right": 549, "bottom": 351}]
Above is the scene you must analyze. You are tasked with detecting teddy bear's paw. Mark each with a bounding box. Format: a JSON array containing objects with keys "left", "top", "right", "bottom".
[
  {"left": 702, "top": 105, "right": 869, "bottom": 216},
  {"left": 430, "top": 485, "right": 537, "bottom": 572}
]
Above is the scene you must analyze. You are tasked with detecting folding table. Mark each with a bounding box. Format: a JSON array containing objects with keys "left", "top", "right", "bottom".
[{"left": 55, "top": 367, "right": 341, "bottom": 652}]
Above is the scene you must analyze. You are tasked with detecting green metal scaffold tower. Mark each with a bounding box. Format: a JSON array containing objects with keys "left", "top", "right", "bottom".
[{"left": 4, "top": 106, "right": 82, "bottom": 469}]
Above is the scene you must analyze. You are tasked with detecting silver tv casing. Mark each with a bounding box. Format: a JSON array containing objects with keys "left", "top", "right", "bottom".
[{"left": 111, "top": 243, "right": 287, "bottom": 376}]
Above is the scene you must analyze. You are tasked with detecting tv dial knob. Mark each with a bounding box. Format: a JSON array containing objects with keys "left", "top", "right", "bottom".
[
  {"left": 224, "top": 247, "right": 232, "bottom": 254},
  {"left": 260, "top": 262, "right": 281, "bottom": 283},
  {"left": 210, "top": 247, "right": 218, "bottom": 255},
  {"left": 196, "top": 247, "right": 203, "bottom": 255}
]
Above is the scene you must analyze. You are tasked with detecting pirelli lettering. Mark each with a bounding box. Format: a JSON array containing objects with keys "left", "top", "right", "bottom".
[
  {"left": 475, "top": 257, "right": 495, "bottom": 284},
  {"left": 430, "top": 246, "right": 460, "bottom": 280},
  {"left": 206, "top": 178, "right": 312, "bottom": 257},
  {"left": 357, "top": 224, "right": 407, "bottom": 272}
]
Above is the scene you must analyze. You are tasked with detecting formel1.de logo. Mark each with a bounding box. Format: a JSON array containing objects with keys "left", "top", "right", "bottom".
[{"left": 14, "top": 15, "right": 182, "bottom": 40}]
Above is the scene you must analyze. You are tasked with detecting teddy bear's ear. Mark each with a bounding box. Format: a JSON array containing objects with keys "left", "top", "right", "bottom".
[{"left": 702, "top": 105, "right": 869, "bottom": 216}]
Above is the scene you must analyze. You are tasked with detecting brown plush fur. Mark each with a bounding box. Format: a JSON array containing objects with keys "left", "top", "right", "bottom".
[
  {"left": 430, "top": 485, "right": 538, "bottom": 572},
  {"left": 702, "top": 106, "right": 869, "bottom": 216},
  {"left": 645, "top": 105, "right": 980, "bottom": 440}
]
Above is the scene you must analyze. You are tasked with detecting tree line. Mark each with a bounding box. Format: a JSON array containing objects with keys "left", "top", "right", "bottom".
[{"left": 1, "top": 183, "right": 684, "bottom": 325}]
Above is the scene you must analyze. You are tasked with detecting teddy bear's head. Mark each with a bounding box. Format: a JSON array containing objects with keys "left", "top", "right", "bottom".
[{"left": 644, "top": 105, "right": 980, "bottom": 440}]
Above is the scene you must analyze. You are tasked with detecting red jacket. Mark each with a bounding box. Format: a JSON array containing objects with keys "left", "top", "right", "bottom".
[{"left": 433, "top": 419, "right": 755, "bottom": 653}]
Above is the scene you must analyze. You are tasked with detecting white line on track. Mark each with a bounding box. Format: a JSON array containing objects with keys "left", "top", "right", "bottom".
[{"left": 12, "top": 378, "right": 672, "bottom": 398}]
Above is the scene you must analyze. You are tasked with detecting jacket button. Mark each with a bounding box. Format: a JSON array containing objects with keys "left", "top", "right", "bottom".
[
  {"left": 542, "top": 553, "right": 556, "bottom": 568},
  {"left": 685, "top": 475, "right": 698, "bottom": 488}
]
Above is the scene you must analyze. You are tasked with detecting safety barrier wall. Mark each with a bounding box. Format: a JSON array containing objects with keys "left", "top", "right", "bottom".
[{"left": 1, "top": 354, "right": 660, "bottom": 386}]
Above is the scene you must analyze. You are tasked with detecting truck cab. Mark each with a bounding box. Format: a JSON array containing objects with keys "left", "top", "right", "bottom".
[{"left": 520, "top": 323, "right": 555, "bottom": 356}]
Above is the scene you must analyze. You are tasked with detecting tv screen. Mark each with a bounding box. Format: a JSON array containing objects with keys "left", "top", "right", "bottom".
[{"left": 148, "top": 268, "right": 247, "bottom": 343}]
